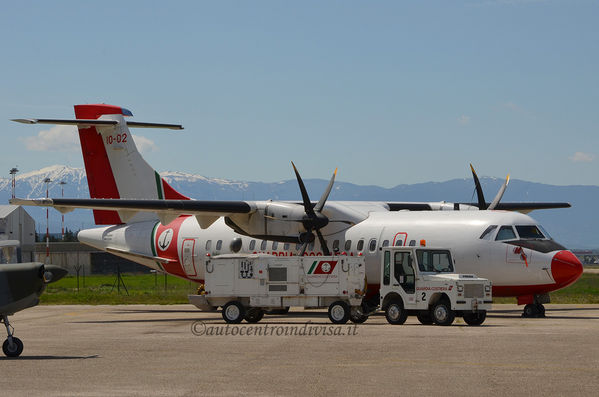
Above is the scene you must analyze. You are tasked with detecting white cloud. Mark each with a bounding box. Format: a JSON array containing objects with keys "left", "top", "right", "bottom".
[
  {"left": 132, "top": 135, "right": 158, "bottom": 154},
  {"left": 23, "top": 125, "right": 79, "bottom": 152},
  {"left": 458, "top": 115, "right": 471, "bottom": 125},
  {"left": 22, "top": 126, "right": 157, "bottom": 154},
  {"left": 569, "top": 152, "right": 595, "bottom": 163}
]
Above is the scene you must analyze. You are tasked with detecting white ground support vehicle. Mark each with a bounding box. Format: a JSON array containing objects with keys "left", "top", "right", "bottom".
[
  {"left": 188, "top": 254, "right": 366, "bottom": 324},
  {"left": 379, "top": 246, "right": 492, "bottom": 326}
]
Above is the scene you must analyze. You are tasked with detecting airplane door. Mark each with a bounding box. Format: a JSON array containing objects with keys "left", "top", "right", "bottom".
[{"left": 181, "top": 239, "right": 198, "bottom": 277}]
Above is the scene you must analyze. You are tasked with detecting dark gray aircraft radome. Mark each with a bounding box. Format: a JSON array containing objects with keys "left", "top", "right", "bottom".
[{"left": 0, "top": 240, "right": 67, "bottom": 357}]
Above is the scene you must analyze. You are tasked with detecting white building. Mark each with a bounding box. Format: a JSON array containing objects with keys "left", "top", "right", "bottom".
[{"left": 0, "top": 205, "right": 36, "bottom": 262}]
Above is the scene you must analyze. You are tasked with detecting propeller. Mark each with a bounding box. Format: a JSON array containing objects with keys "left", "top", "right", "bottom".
[
  {"left": 470, "top": 163, "right": 510, "bottom": 210},
  {"left": 291, "top": 161, "right": 336, "bottom": 256}
]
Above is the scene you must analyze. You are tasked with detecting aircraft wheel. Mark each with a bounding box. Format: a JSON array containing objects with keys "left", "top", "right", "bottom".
[
  {"left": 432, "top": 300, "right": 455, "bottom": 326},
  {"left": 416, "top": 311, "right": 434, "bottom": 325},
  {"left": 385, "top": 299, "right": 408, "bottom": 325},
  {"left": 463, "top": 310, "right": 487, "bottom": 326},
  {"left": 3, "top": 337, "right": 24, "bottom": 358},
  {"left": 244, "top": 308, "right": 264, "bottom": 323},
  {"left": 349, "top": 306, "right": 368, "bottom": 324},
  {"left": 536, "top": 304, "right": 546, "bottom": 317},
  {"left": 328, "top": 301, "right": 350, "bottom": 324},
  {"left": 522, "top": 303, "right": 546, "bottom": 318},
  {"left": 222, "top": 301, "right": 245, "bottom": 324}
]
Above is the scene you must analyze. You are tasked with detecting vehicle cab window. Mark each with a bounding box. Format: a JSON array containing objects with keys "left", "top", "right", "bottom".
[
  {"left": 495, "top": 226, "right": 516, "bottom": 241},
  {"left": 416, "top": 249, "right": 454, "bottom": 273},
  {"left": 394, "top": 251, "right": 415, "bottom": 294}
]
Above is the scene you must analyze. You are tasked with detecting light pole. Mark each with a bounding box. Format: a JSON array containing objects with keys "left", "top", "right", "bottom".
[
  {"left": 44, "top": 177, "right": 51, "bottom": 264},
  {"left": 59, "top": 181, "right": 67, "bottom": 240},
  {"left": 9, "top": 167, "right": 18, "bottom": 199}
]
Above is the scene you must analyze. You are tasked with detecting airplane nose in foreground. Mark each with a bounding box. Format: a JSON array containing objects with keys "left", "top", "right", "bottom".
[
  {"left": 551, "top": 251, "right": 583, "bottom": 288},
  {"left": 44, "top": 265, "right": 69, "bottom": 283}
]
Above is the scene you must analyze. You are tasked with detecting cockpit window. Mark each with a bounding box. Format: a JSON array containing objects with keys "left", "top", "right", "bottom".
[
  {"left": 538, "top": 225, "right": 552, "bottom": 240},
  {"left": 416, "top": 249, "right": 454, "bottom": 273},
  {"left": 515, "top": 225, "right": 545, "bottom": 239},
  {"left": 495, "top": 226, "right": 516, "bottom": 241},
  {"left": 479, "top": 225, "right": 498, "bottom": 240}
]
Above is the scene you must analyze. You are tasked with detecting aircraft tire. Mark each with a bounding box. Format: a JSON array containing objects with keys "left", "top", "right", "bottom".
[
  {"left": 432, "top": 300, "right": 455, "bottom": 326},
  {"left": 384, "top": 299, "right": 408, "bottom": 325},
  {"left": 244, "top": 308, "right": 264, "bottom": 323},
  {"left": 222, "top": 301, "right": 245, "bottom": 324},
  {"left": 463, "top": 310, "right": 487, "bottom": 326},
  {"left": 416, "top": 311, "right": 434, "bottom": 325},
  {"left": 328, "top": 301, "right": 350, "bottom": 324},
  {"left": 3, "top": 337, "right": 23, "bottom": 358}
]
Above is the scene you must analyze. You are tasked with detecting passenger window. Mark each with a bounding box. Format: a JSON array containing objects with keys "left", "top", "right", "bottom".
[
  {"left": 394, "top": 240, "right": 403, "bottom": 247},
  {"left": 480, "top": 225, "right": 498, "bottom": 240},
  {"left": 272, "top": 241, "right": 278, "bottom": 250},
  {"left": 333, "top": 240, "right": 340, "bottom": 252},
  {"left": 357, "top": 239, "right": 364, "bottom": 251},
  {"left": 369, "top": 239, "right": 377, "bottom": 252},
  {"left": 283, "top": 243, "right": 290, "bottom": 250},
  {"left": 382, "top": 240, "right": 389, "bottom": 247},
  {"left": 344, "top": 240, "right": 352, "bottom": 251},
  {"left": 249, "top": 240, "right": 256, "bottom": 251},
  {"left": 308, "top": 241, "right": 315, "bottom": 251},
  {"left": 216, "top": 240, "right": 222, "bottom": 250},
  {"left": 495, "top": 226, "right": 516, "bottom": 241},
  {"left": 296, "top": 243, "right": 302, "bottom": 250},
  {"left": 260, "top": 240, "right": 267, "bottom": 250},
  {"left": 205, "top": 240, "right": 212, "bottom": 250}
]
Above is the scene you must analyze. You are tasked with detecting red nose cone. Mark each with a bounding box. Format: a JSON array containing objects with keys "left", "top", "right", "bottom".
[{"left": 551, "top": 250, "right": 583, "bottom": 289}]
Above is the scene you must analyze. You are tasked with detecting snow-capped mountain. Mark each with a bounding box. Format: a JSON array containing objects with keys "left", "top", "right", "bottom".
[{"left": 0, "top": 165, "right": 597, "bottom": 248}]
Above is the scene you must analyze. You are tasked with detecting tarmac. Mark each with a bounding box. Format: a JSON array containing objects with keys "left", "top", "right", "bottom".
[{"left": 1, "top": 304, "right": 599, "bottom": 396}]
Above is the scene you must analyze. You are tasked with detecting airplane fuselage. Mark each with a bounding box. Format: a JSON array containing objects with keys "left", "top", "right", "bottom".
[{"left": 78, "top": 209, "right": 582, "bottom": 300}]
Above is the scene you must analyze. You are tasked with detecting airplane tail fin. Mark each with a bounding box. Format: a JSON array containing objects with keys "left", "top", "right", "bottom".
[{"left": 72, "top": 104, "right": 189, "bottom": 224}]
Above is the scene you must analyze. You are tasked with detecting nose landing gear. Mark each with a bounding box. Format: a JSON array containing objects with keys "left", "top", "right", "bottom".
[
  {"left": 521, "top": 294, "right": 549, "bottom": 318},
  {"left": 2, "top": 315, "right": 24, "bottom": 358}
]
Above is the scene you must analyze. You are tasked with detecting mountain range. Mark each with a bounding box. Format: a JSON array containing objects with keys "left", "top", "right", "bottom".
[{"left": 1, "top": 165, "right": 597, "bottom": 249}]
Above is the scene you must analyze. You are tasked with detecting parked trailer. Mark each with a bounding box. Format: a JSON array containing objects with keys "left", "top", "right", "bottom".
[{"left": 188, "top": 254, "right": 366, "bottom": 324}]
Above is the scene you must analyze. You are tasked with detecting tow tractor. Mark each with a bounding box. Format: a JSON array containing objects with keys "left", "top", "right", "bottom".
[
  {"left": 378, "top": 246, "right": 492, "bottom": 326},
  {"left": 188, "top": 254, "right": 366, "bottom": 324}
]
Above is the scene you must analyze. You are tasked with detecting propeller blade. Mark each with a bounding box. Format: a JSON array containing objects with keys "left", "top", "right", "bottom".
[
  {"left": 488, "top": 174, "right": 510, "bottom": 210},
  {"left": 291, "top": 161, "right": 315, "bottom": 216},
  {"left": 470, "top": 163, "right": 486, "bottom": 210},
  {"left": 316, "top": 229, "right": 331, "bottom": 256},
  {"left": 314, "top": 168, "right": 337, "bottom": 212}
]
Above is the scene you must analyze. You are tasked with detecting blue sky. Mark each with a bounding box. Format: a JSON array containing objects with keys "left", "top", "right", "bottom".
[{"left": 1, "top": 0, "right": 597, "bottom": 187}]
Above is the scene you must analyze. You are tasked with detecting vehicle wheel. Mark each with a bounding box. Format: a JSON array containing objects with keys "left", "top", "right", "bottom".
[
  {"left": 244, "top": 308, "right": 264, "bottom": 323},
  {"left": 463, "top": 310, "right": 487, "bottom": 326},
  {"left": 328, "top": 301, "right": 350, "bottom": 324},
  {"left": 432, "top": 300, "right": 455, "bottom": 326},
  {"left": 416, "top": 311, "right": 433, "bottom": 325},
  {"left": 349, "top": 306, "right": 368, "bottom": 324},
  {"left": 385, "top": 299, "right": 408, "bottom": 325},
  {"left": 3, "top": 337, "right": 24, "bottom": 358},
  {"left": 222, "top": 301, "right": 245, "bottom": 324}
]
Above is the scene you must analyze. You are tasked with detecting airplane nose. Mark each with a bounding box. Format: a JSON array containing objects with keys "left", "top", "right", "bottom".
[
  {"left": 551, "top": 250, "right": 583, "bottom": 288},
  {"left": 44, "top": 265, "right": 69, "bottom": 283}
]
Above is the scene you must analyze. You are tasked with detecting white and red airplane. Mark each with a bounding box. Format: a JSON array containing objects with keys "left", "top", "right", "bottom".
[{"left": 11, "top": 104, "right": 583, "bottom": 317}]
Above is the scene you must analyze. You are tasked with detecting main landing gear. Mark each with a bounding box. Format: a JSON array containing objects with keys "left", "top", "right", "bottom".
[{"left": 2, "top": 315, "right": 24, "bottom": 358}]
